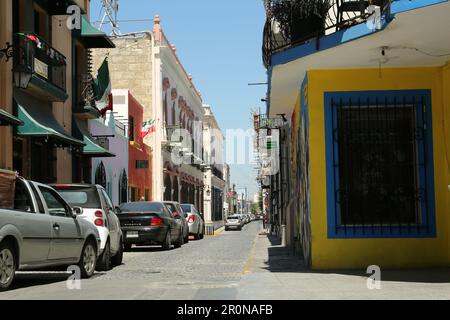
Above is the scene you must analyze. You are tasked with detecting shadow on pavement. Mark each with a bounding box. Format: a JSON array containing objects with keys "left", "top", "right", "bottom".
[
  {"left": 9, "top": 272, "right": 106, "bottom": 291},
  {"left": 262, "top": 234, "right": 450, "bottom": 284}
]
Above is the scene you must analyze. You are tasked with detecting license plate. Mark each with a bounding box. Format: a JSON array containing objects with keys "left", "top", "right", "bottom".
[{"left": 127, "top": 231, "right": 139, "bottom": 239}]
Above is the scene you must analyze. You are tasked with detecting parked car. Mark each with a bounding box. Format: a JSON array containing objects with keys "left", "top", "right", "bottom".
[
  {"left": 0, "top": 176, "right": 101, "bottom": 291},
  {"left": 163, "top": 201, "right": 189, "bottom": 244},
  {"left": 180, "top": 204, "right": 205, "bottom": 240},
  {"left": 118, "top": 202, "right": 184, "bottom": 251},
  {"left": 225, "top": 215, "right": 244, "bottom": 231},
  {"left": 240, "top": 214, "right": 250, "bottom": 224},
  {"left": 52, "top": 184, "right": 124, "bottom": 271}
]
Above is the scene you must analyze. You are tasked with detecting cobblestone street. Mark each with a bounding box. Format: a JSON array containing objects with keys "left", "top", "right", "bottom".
[{"left": 2, "top": 220, "right": 450, "bottom": 300}]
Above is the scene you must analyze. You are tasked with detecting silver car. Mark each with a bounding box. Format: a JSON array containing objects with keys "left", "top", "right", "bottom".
[
  {"left": 225, "top": 215, "right": 244, "bottom": 231},
  {"left": 180, "top": 204, "right": 205, "bottom": 240},
  {"left": 0, "top": 177, "right": 101, "bottom": 291}
]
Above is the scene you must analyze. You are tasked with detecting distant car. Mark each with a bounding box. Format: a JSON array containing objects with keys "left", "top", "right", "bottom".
[
  {"left": 53, "top": 184, "right": 124, "bottom": 271},
  {"left": 0, "top": 177, "right": 101, "bottom": 291},
  {"left": 180, "top": 204, "right": 205, "bottom": 240},
  {"left": 250, "top": 214, "right": 256, "bottom": 221},
  {"left": 118, "top": 202, "right": 184, "bottom": 251},
  {"left": 225, "top": 215, "right": 244, "bottom": 231},
  {"left": 163, "top": 201, "right": 189, "bottom": 244}
]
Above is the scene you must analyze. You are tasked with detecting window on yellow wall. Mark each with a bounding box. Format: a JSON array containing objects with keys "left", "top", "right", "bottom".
[{"left": 325, "top": 90, "right": 436, "bottom": 239}]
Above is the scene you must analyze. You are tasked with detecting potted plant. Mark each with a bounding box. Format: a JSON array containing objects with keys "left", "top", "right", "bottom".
[{"left": 268, "top": 0, "right": 331, "bottom": 43}]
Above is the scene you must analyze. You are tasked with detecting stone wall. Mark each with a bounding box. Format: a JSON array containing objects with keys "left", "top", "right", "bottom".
[{"left": 92, "top": 34, "right": 154, "bottom": 120}]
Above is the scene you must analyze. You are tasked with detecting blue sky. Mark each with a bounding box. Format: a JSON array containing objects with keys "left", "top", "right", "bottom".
[{"left": 91, "top": 0, "right": 267, "bottom": 199}]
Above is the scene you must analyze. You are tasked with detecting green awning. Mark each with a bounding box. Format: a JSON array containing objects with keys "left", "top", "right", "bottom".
[
  {"left": 73, "top": 105, "right": 102, "bottom": 119},
  {"left": 77, "top": 16, "right": 116, "bottom": 49},
  {"left": 0, "top": 109, "right": 23, "bottom": 126},
  {"left": 73, "top": 118, "right": 115, "bottom": 158},
  {"left": 14, "top": 91, "right": 84, "bottom": 147}
]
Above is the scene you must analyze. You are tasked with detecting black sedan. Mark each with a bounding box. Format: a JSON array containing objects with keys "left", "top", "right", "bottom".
[{"left": 118, "top": 202, "right": 184, "bottom": 251}]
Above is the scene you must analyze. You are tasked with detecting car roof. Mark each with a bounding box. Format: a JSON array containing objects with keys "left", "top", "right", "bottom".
[{"left": 51, "top": 183, "right": 101, "bottom": 189}]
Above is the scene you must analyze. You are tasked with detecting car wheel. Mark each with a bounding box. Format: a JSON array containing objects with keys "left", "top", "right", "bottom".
[
  {"left": 199, "top": 226, "right": 205, "bottom": 239},
  {"left": 124, "top": 243, "right": 132, "bottom": 252},
  {"left": 97, "top": 240, "right": 111, "bottom": 271},
  {"left": 162, "top": 230, "right": 172, "bottom": 250},
  {"left": 175, "top": 230, "right": 184, "bottom": 249},
  {"left": 78, "top": 239, "right": 97, "bottom": 279},
  {"left": 111, "top": 238, "right": 123, "bottom": 267},
  {"left": 193, "top": 226, "right": 201, "bottom": 240},
  {"left": 0, "top": 242, "right": 16, "bottom": 292},
  {"left": 184, "top": 231, "right": 189, "bottom": 243}
]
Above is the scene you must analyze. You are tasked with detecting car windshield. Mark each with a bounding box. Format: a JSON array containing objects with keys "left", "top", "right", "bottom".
[
  {"left": 120, "top": 202, "right": 164, "bottom": 213},
  {"left": 55, "top": 187, "right": 101, "bottom": 209},
  {"left": 180, "top": 204, "right": 192, "bottom": 213}
]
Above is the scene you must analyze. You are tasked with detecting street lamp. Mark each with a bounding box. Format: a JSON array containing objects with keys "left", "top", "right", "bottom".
[
  {"left": 13, "top": 64, "right": 32, "bottom": 89},
  {"left": 1, "top": 42, "right": 32, "bottom": 89}
]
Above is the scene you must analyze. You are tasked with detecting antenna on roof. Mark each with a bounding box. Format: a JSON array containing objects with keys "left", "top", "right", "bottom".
[{"left": 98, "top": 0, "right": 121, "bottom": 36}]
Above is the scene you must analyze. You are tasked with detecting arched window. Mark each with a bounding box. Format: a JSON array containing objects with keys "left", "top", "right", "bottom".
[
  {"left": 119, "top": 169, "right": 128, "bottom": 204},
  {"left": 95, "top": 162, "right": 107, "bottom": 189},
  {"left": 164, "top": 173, "right": 172, "bottom": 201}
]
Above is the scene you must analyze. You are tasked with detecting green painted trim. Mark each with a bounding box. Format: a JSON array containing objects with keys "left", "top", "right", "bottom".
[
  {"left": 30, "top": 74, "right": 69, "bottom": 102},
  {"left": 0, "top": 109, "right": 23, "bottom": 126},
  {"left": 73, "top": 118, "right": 115, "bottom": 157},
  {"left": 14, "top": 92, "right": 84, "bottom": 147},
  {"left": 73, "top": 106, "right": 102, "bottom": 119},
  {"left": 76, "top": 16, "right": 115, "bottom": 49}
]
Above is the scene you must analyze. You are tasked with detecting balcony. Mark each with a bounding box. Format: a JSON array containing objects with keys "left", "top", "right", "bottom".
[
  {"left": 13, "top": 33, "right": 68, "bottom": 102},
  {"left": 73, "top": 73, "right": 101, "bottom": 119},
  {"left": 263, "top": 0, "right": 391, "bottom": 68}
]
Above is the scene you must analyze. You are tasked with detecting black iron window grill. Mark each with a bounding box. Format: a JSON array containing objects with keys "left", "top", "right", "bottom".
[
  {"left": 263, "top": 0, "right": 391, "bottom": 68},
  {"left": 327, "top": 91, "right": 436, "bottom": 238}
]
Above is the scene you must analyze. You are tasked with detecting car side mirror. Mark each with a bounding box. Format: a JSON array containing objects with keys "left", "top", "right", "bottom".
[
  {"left": 115, "top": 206, "right": 122, "bottom": 213},
  {"left": 172, "top": 211, "right": 180, "bottom": 218}
]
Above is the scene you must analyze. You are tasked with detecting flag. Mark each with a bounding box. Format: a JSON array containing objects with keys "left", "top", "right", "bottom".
[
  {"left": 141, "top": 119, "right": 156, "bottom": 139},
  {"left": 94, "top": 58, "right": 112, "bottom": 113}
]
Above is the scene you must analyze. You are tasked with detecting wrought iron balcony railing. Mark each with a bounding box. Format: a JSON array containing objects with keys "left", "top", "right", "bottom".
[
  {"left": 263, "top": 0, "right": 391, "bottom": 68},
  {"left": 14, "top": 33, "right": 67, "bottom": 91}
]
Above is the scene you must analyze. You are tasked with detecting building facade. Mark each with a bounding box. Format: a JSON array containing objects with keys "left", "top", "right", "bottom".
[
  {"left": 0, "top": 0, "right": 114, "bottom": 184},
  {"left": 203, "top": 105, "right": 226, "bottom": 233},
  {"left": 109, "top": 89, "right": 153, "bottom": 202},
  {"left": 263, "top": 0, "right": 450, "bottom": 269},
  {"left": 89, "top": 111, "right": 129, "bottom": 206},
  {"left": 92, "top": 16, "right": 209, "bottom": 210}
]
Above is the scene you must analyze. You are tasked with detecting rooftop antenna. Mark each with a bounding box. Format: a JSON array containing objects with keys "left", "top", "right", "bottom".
[{"left": 98, "top": 0, "right": 120, "bottom": 36}]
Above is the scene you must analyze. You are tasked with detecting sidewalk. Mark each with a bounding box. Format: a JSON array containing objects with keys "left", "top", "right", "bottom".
[{"left": 236, "top": 228, "right": 450, "bottom": 300}]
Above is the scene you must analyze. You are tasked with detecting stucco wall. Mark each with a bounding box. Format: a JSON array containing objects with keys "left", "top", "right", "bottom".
[
  {"left": 90, "top": 118, "right": 129, "bottom": 206},
  {"left": 303, "top": 66, "right": 450, "bottom": 269},
  {"left": 0, "top": 0, "right": 13, "bottom": 170}
]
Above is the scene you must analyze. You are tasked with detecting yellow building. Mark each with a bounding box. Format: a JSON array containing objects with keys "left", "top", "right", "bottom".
[{"left": 264, "top": 0, "right": 450, "bottom": 269}]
